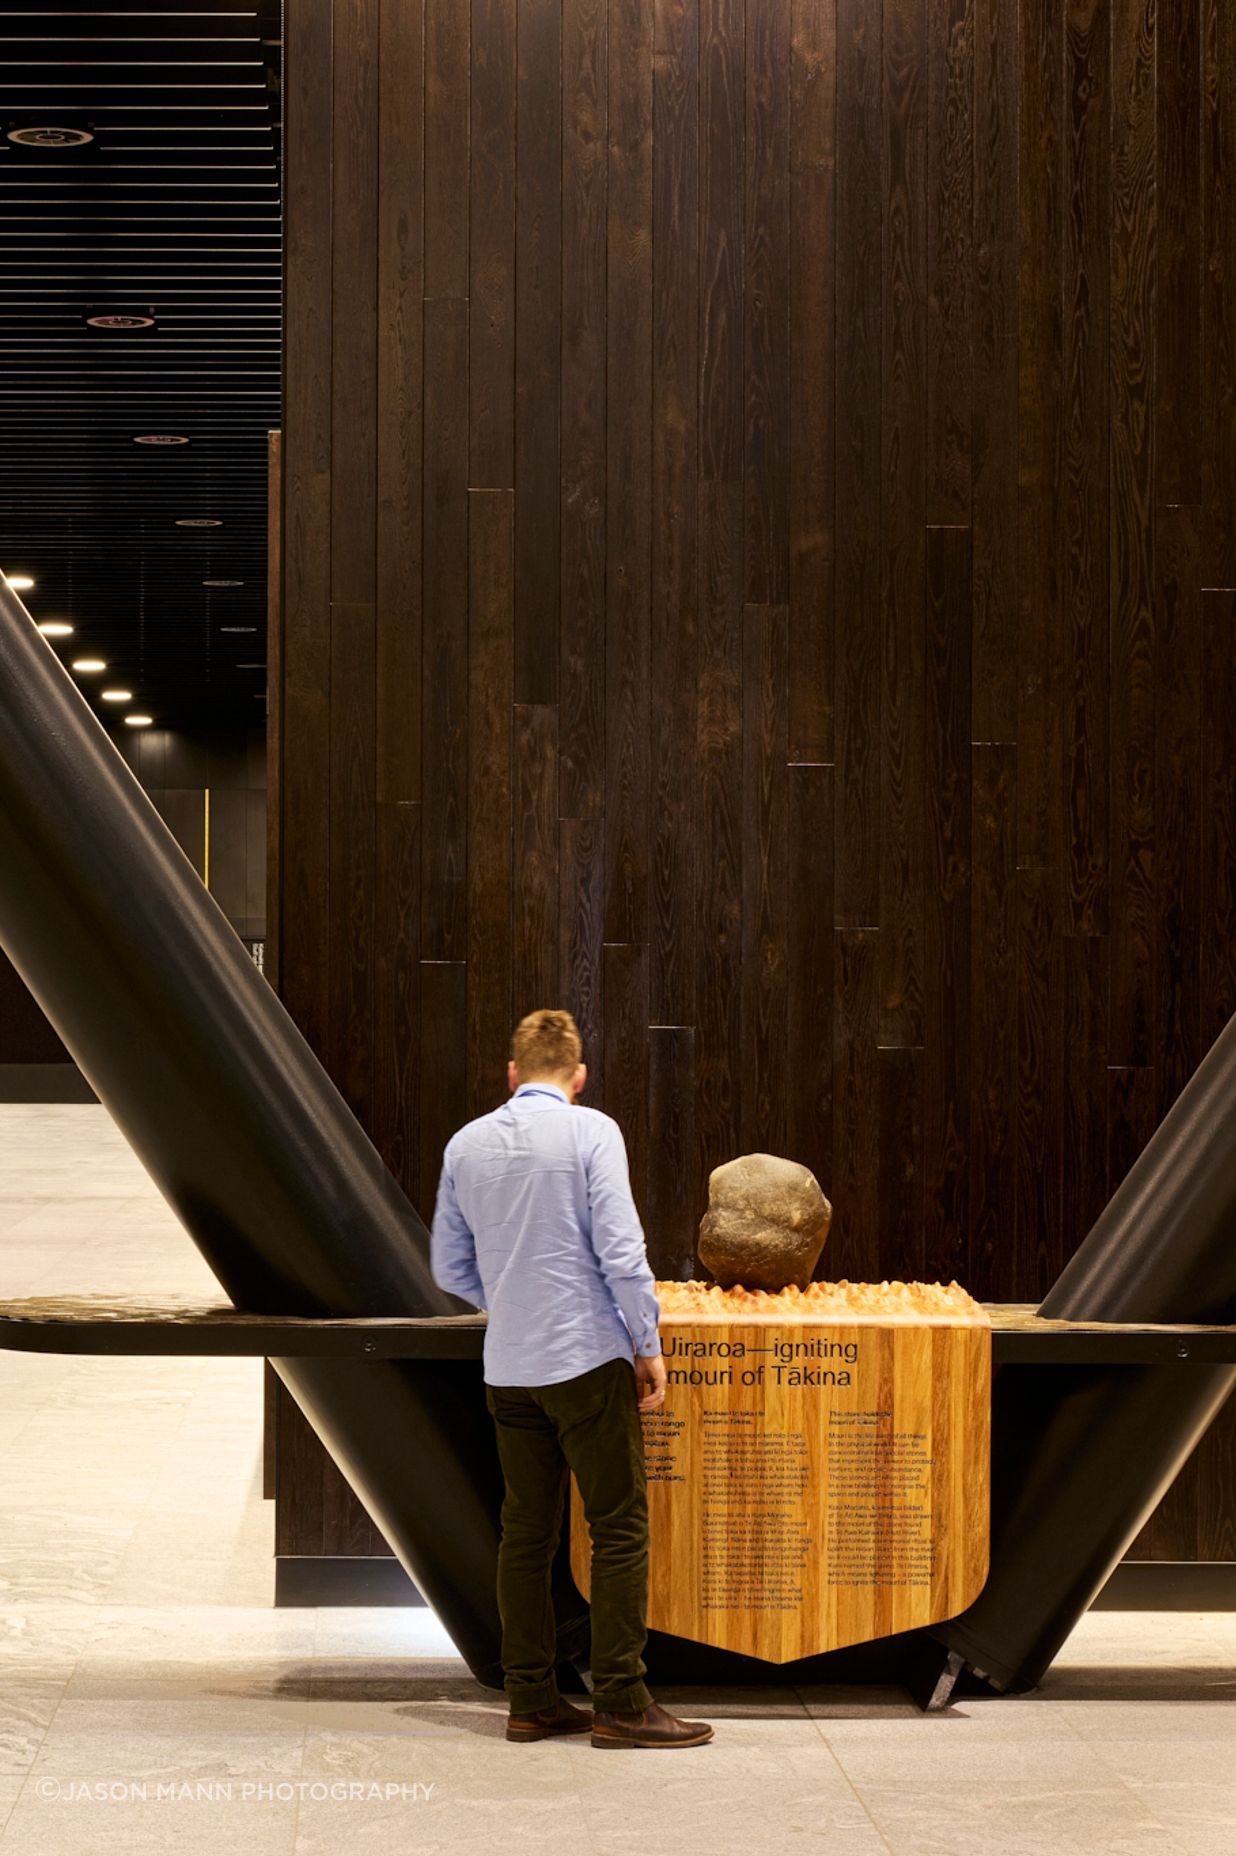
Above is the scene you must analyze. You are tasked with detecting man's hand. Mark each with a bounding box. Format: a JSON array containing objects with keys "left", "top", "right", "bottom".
[{"left": 634, "top": 1350, "right": 666, "bottom": 1411}]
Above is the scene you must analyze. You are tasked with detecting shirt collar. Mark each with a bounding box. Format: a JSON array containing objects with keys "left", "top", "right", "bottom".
[{"left": 513, "top": 1081, "right": 571, "bottom": 1105}]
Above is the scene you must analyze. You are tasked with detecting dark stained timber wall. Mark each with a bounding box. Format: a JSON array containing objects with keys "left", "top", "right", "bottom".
[{"left": 278, "top": 0, "right": 1236, "bottom": 1567}]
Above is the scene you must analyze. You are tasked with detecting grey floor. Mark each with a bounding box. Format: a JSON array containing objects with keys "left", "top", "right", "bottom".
[{"left": 0, "top": 1105, "right": 1233, "bottom": 1855}]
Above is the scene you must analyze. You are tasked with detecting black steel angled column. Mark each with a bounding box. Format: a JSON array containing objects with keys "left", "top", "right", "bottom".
[{"left": 0, "top": 576, "right": 590, "bottom": 1685}]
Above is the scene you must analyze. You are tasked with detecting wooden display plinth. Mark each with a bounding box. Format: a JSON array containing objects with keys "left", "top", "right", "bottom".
[{"left": 570, "top": 1296, "right": 991, "bottom": 1663}]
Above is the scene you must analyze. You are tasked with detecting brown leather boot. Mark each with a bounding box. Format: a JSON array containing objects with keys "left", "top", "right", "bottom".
[
  {"left": 505, "top": 1694, "right": 594, "bottom": 1742},
  {"left": 590, "top": 1700, "right": 714, "bottom": 1748}
]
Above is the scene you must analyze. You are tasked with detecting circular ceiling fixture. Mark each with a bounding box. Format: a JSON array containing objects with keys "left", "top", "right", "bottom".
[
  {"left": 71, "top": 658, "right": 106, "bottom": 673},
  {"left": 133, "top": 433, "right": 189, "bottom": 447},
  {"left": 175, "top": 517, "right": 222, "bottom": 529},
  {"left": 37, "top": 621, "right": 74, "bottom": 638},
  {"left": 100, "top": 689, "right": 133, "bottom": 703},
  {"left": 124, "top": 715, "right": 153, "bottom": 728},
  {"left": 85, "top": 310, "right": 155, "bottom": 331},
  {"left": 202, "top": 577, "right": 243, "bottom": 587},
  {"left": 7, "top": 125, "right": 94, "bottom": 148},
  {"left": 4, "top": 574, "right": 34, "bottom": 592}
]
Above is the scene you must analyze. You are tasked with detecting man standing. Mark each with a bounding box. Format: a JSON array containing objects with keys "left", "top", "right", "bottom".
[{"left": 430, "top": 1007, "right": 714, "bottom": 1750}]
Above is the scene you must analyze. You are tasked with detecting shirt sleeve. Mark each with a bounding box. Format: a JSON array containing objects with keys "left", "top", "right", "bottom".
[
  {"left": 429, "top": 1146, "right": 488, "bottom": 1311},
  {"left": 584, "top": 1117, "right": 662, "bottom": 1355}
]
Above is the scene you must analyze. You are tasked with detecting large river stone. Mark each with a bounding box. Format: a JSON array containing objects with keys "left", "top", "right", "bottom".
[{"left": 697, "top": 1153, "right": 833, "bottom": 1291}]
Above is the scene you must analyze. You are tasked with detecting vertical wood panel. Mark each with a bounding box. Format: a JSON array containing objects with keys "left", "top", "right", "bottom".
[
  {"left": 424, "top": 0, "right": 470, "bottom": 298},
  {"left": 1155, "top": 504, "right": 1202, "bottom": 1116},
  {"left": 787, "top": 762, "right": 834, "bottom": 1210},
  {"left": 743, "top": 0, "right": 790, "bottom": 603},
  {"left": 328, "top": 603, "right": 376, "bottom": 1117},
  {"left": 373, "top": 800, "right": 421, "bottom": 1190},
  {"left": 1017, "top": 0, "right": 1065, "bottom": 873},
  {"left": 650, "top": 0, "right": 700, "bottom": 1024},
  {"left": 1016, "top": 864, "right": 1062, "bottom": 1298},
  {"left": 376, "top": 0, "right": 424, "bottom": 805},
  {"left": 603, "top": 941, "right": 650, "bottom": 1218},
  {"left": 832, "top": 928, "right": 879, "bottom": 1278},
  {"left": 878, "top": 0, "right": 927, "bottom": 1045},
  {"left": 695, "top": 481, "right": 744, "bottom": 1185},
  {"left": 422, "top": 301, "right": 470, "bottom": 960},
  {"left": 281, "top": 0, "right": 333, "bottom": 1060},
  {"left": 470, "top": 0, "right": 516, "bottom": 488},
  {"left": 604, "top": 0, "right": 654, "bottom": 944},
  {"left": 1061, "top": 0, "right": 1110, "bottom": 937},
  {"left": 698, "top": 0, "right": 744, "bottom": 482},
  {"left": 833, "top": 0, "right": 882, "bottom": 926},
  {"left": 513, "top": 703, "right": 560, "bottom": 1012},
  {"left": 330, "top": 0, "right": 379, "bottom": 604},
  {"left": 418, "top": 961, "right": 468, "bottom": 1226},
  {"left": 467, "top": 491, "right": 514, "bottom": 1118},
  {"left": 647, "top": 1025, "right": 697, "bottom": 1276},
  {"left": 560, "top": 0, "right": 609, "bottom": 819},
  {"left": 1200, "top": 589, "right": 1236, "bottom": 1041},
  {"left": 1156, "top": 0, "right": 1202, "bottom": 506},
  {"left": 971, "top": 0, "right": 1019, "bottom": 744},
  {"left": 1108, "top": 0, "right": 1157, "bottom": 1069},
  {"left": 560, "top": 815, "right": 607, "bottom": 1103},
  {"left": 1203, "top": 0, "right": 1236, "bottom": 583},
  {"left": 926, "top": 0, "right": 972, "bottom": 524},
  {"left": 740, "top": 604, "right": 789, "bottom": 1153},
  {"left": 923, "top": 528, "right": 971, "bottom": 1286},
  {"left": 514, "top": 0, "right": 563, "bottom": 698},
  {"left": 787, "top": 0, "right": 835, "bottom": 763}
]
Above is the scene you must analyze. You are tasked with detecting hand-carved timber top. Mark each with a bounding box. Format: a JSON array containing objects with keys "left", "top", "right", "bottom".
[{"left": 653, "top": 1278, "right": 991, "bottom": 1324}]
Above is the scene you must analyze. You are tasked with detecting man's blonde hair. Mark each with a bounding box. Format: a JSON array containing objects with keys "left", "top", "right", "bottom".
[{"left": 510, "top": 1007, "right": 583, "bottom": 1078}]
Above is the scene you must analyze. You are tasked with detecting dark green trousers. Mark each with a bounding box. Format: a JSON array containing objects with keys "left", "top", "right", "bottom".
[{"left": 485, "top": 1353, "right": 654, "bottom": 1714}]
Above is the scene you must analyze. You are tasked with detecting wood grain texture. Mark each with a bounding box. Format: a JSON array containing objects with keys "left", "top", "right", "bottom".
[
  {"left": 1061, "top": 0, "right": 1110, "bottom": 939},
  {"left": 1108, "top": 0, "right": 1157, "bottom": 1070},
  {"left": 570, "top": 1311, "right": 992, "bottom": 1660},
  {"left": 376, "top": 0, "right": 424, "bottom": 805},
  {"left": 877, "top": 0, "right": 927, "bottom": 1047},
  {"left": 740, "top": 604, "right": 789, "bottom": 1153},
  {"left": 559, "top": 0, "right": 608, "bottom": 820},
  {"left": 1203, "top": 0, "right": 1236, "bottom": 584},
  {"left": 279, "top": 0, "right": 1236, "bottom": 1570},
  {"left": 466, "top": 491, "right": 514, "bottom": 1118},
  {"left": 469, "top": 0, "right": 516, "bottom": 488},
  {"left": 787, "top": 0, "right": 835, "bottom": 763},
  {"left": 514, "top": 0, "right": 562, "bottom": 701},
  {"left": 833, "top": 0, "right": 882, "bottom": 927}
]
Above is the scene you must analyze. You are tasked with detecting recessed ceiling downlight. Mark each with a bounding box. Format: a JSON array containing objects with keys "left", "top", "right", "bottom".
[
  {"left": 86, "top": 311, "right": 155, "bottom": 331},
  {"left": 124, "top": 715, "right": 153, "bottom": 728},
  {"left": 72, "top": 658, "right": 106, "bottom": 673},
  {"left": 219, "top": 625, "right": 256, "bottom": 633},
  {"left": 37, "top": 621, "right": 73, "bottom": 638},
  {"left": 4, "top": 574, "right": 34, "bottom": 592},
  {"left": 134, "top": 433, "right": 189, "bottom": 447},
  {"left": 202, "top": 578, "right": 243, "bottom": 587},
  {"left": 175, "top": 517, "right": 222, "bottom": 529},
  {"left": 100, "top": 689, "right": 133, "bottom": 703},
  {"left": 7, "top": 125, "right": 94, "bottom": 148}
]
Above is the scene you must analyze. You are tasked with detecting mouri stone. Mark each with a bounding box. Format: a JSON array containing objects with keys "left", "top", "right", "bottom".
[{"left": 697, "top": 1153, "right": 833, "bottom": 1291}]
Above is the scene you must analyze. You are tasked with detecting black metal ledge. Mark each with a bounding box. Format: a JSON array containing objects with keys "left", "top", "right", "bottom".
[{"left": 4, "top": 1295, "right": 1236, "bottom": 1365}]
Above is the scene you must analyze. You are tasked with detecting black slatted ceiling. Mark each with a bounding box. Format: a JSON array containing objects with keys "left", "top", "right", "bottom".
[{"left": 0, "top": 2, "right": 281, "bottom": 727}]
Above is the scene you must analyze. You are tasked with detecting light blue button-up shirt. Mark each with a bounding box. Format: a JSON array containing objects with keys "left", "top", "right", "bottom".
[{"left": 429, "top": 1082, "right": 662, "bottom": 1387}]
